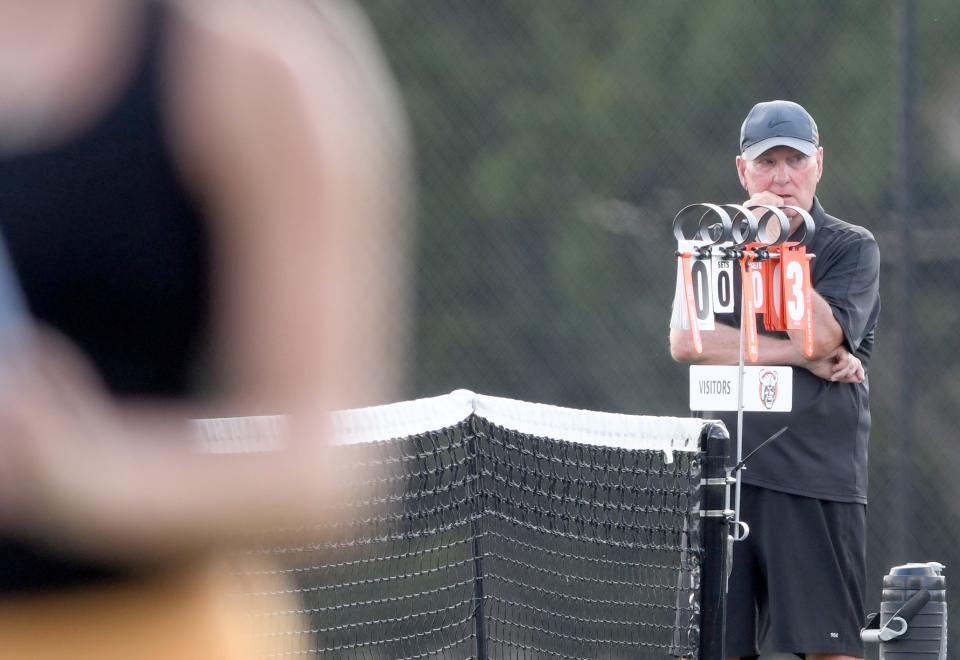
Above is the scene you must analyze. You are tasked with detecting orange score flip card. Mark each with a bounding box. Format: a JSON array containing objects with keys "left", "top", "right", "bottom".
[
  {"left": 780, "top": 243, "right": 814, "bottom": 357},
  {"left": 679, "top": 251, "right": 703, "bottom": 354},
  {"left": 738, "top": 253, "right": 759, "bottom": 362}
]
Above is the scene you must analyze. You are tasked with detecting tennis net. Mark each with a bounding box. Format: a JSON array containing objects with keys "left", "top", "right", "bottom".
[{"left": 195, "top": 391, "right": 729, "bottom": 659}]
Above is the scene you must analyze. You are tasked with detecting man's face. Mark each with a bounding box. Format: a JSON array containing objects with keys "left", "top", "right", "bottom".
[{"left": 736, "top": 145, "right": 824, "bottom": 215}]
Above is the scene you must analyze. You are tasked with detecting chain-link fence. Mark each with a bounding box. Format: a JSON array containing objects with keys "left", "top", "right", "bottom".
[{"left": 360, "top": 1, "right": 960, "bottom": 657}]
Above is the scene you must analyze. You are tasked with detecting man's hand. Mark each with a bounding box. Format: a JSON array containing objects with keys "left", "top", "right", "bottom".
[
  {"left": 745, "top": 191, "right": 785, "bottom": 209},
  {"left": 805, "top": 345, "right": 864, "bottom": 383},
  {"left": 745, "top": 191, "right": 794, "bottom": 239}
]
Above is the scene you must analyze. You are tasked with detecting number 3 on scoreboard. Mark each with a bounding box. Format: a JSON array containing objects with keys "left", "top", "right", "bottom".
[
  {"left": 785, "top": 259, "right": 805, "bottom": 324},
  {"left": 781, "top": 247, "right": 811, "bottom": 331}
]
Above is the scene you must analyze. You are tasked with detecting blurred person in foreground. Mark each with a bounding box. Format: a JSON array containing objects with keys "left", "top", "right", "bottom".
[
  {"left": 0, "top": 0, "right": 411, "bottom": 656},
  {"left": 671, "top": 100, "right": 880, "bottom": 660}
]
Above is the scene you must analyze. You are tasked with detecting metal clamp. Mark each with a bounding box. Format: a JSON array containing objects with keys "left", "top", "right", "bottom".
[
  {"left": 700, "top": 477, "right": 737, "bottom": 486},
  {"left": 700, "top": 508, "right": 735, "bottom": 518}
]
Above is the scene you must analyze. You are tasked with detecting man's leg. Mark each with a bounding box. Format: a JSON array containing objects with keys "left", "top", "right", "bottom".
[{"left": 759, "top": 491, "right": 867, "bottom": 658}]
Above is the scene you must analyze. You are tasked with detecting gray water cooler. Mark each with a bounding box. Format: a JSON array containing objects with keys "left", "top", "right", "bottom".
[{"left": 861, "top": 562, "right": 947, "bottom": 659}]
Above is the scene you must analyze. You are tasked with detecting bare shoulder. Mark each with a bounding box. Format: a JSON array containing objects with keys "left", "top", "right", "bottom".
[
  {"left": 168, "top": 0, "right": 387, "bottom": 82},
  {"left": 161, "top": 0, "right": 407, "bottom": 190}
]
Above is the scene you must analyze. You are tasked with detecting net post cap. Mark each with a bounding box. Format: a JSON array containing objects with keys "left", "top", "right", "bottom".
[{"left": 740, "top": 100, "right": 819, "bottom": 160}]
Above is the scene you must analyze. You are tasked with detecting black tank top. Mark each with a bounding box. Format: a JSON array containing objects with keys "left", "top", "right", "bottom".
[{"left": 0, "top": 2, "right": 211, "bottom": 592}]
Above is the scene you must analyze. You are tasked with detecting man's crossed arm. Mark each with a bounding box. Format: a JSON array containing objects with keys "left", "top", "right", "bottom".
[{"left": 669, "top": 288, "right": 864, "bottom": 383}]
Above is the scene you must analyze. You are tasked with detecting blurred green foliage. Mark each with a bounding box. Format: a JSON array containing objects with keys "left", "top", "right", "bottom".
[{"left": 359, "top": 3, "right": 960, "bottom": 655}]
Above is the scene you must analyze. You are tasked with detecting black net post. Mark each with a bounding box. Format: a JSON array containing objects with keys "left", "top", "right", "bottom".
[
  {"left": 698, "top": 422, "right": 730, "bottom": 660},
  {"left": 466, "top": 415, "right": 488, "bottom": 660}
]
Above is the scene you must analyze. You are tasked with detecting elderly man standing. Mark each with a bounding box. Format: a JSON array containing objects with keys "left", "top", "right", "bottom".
[{"left": 671, "top": 100, "right": 881, "bottom": 660}]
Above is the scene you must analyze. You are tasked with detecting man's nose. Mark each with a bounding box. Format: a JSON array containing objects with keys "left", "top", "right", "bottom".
[{"left": 773, "top": 161, "right": 790, "bottom": 183}]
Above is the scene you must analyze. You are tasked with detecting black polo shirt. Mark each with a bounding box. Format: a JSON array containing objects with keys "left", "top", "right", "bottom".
[{"left": 712, "top": 198, "right": 880, "bottom": 503}]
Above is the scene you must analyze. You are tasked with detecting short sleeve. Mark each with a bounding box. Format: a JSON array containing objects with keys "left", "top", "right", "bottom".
[{"left": 815, "top": 235, "right": 881, "bottom": 353}]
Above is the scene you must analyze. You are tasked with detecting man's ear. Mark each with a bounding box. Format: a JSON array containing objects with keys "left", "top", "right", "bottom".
[{"left": 735, "top": 155, "right": 748, "bottom": 190}]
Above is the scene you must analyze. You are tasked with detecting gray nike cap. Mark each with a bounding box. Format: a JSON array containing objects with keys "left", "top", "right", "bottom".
[{"left": 740, "top": 100, "right": 819, "bottom": 160}]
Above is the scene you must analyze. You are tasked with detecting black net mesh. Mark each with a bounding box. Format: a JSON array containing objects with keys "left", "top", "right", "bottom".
[{"left": 237, "top": 416, "right": 705, "bottom": 659}]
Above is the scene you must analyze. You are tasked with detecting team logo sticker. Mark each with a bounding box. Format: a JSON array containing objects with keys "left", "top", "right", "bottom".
[{"left": 758, "top": 370, "right": 779, "bottom": 410}]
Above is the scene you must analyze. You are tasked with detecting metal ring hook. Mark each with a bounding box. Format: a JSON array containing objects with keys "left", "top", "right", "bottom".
[
  {"left": 672, "top": 203, "right": 733, "bottom": 245},
  {"left": 781, "top": 206, "right": 816, "bottom": 247},
  {"left": 721, "top": 204, "right": 759, "bottom": 246},
  {"left": 731, "top": 519, "right": 750, "bottom": 542},
  {"left": 747, "top": 205, "right": 791, "bottom": 246}
]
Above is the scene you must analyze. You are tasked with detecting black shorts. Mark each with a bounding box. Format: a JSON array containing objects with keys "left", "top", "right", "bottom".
[{"left": 724, "top": 484, "right": 867, "bottom": 658}]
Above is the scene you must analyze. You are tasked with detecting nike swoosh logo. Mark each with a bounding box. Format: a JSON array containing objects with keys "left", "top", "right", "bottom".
[{"left": 767, "top": 119, "right": 791, "bottom": 129}]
